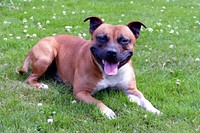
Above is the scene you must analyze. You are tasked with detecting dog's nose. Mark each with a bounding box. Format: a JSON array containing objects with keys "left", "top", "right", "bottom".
[{"left": 107, "top": 49, "right": 117, "bottom": 57}]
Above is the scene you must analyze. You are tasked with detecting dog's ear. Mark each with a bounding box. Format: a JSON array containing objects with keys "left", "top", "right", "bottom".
[
  {"left": 127, "top": 21, "right": 146, "bottom": 39},
  {"left": 84, "top": 16, "right": 104, "bottom": 35}
]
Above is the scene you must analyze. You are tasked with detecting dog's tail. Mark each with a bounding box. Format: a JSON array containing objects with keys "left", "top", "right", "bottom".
[{"left": 19, "top": 52, "right": 31, "bottom": 75}]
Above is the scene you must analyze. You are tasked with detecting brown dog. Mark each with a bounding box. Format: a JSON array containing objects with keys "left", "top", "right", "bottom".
[{"left": 19, "top": 17, "right": 161, "bottom": 119}]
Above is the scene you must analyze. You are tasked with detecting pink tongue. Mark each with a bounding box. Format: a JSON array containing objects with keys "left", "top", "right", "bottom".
[{"left": 104, "top": 60, "right": 119, "bottom": 75}]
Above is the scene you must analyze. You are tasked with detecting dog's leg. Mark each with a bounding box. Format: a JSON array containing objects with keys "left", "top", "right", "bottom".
[
  {"left": 26, "top": 58, "right": 53, "bottom": 89},
  {"left": 19, "top": 53, "right": 31, "bottom": 74},
  {"left": 125, "top": 88, "right": 161, "bottom": 115},
  {"left": 75, "top": 91, "right": 116, "bottom": 119}
]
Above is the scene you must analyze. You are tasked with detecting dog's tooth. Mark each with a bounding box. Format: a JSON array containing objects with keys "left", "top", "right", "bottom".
[{"left": 102, "top": 60, "right": 105, "bottom": 64}]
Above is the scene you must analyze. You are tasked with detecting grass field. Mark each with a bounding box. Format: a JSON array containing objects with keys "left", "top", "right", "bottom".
[{"left": 0, "top": 0, "right": 199, "bottom": 132}]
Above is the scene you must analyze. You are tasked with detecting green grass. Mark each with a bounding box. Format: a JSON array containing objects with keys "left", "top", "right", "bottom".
[{"left": 0, "top": 0, "right": 199, "bottom": 132}]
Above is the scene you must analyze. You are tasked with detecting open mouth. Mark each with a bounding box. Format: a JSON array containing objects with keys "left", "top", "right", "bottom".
[
  {"left": 102, "top": 60, "right": 119, "bottom": 76},
  {"left": 90, "top": 46, "right": 132, "bottom": 76}
]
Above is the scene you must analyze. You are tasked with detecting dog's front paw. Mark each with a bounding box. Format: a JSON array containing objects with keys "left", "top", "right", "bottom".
[
  {"left": 140, "top": 97, "right": 161, "bottom": 115},
  {"left": 101, "top": 107, "right": 116, "bottom": 119},
  {"left": 127, "top": 94, "right": 142, "bottom": 106},
  {"left": 38, "top": 83, "right": 48, "bottom": 89}
]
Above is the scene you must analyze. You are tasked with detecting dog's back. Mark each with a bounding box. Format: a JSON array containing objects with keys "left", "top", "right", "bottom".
[{"left": 19, "top": 34, "right": 90, "bottom": 88}]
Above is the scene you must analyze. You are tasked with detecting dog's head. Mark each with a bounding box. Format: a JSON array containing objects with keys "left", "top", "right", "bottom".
[{"left": 84, "top": 16, "right": 146, "bottom": 76}]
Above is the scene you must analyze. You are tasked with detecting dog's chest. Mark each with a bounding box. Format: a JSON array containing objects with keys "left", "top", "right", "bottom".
[{"left": 92, "top": 64, "right": 133, "bottom": 94}]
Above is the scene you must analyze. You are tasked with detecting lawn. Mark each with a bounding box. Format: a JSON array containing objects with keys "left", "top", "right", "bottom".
[{"left": 0, "top": 0, "right": 199, "bottom": 132}]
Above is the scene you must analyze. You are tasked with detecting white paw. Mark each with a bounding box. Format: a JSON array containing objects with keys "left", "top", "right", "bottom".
[
  {"left": 127, "top": 94, "right": 161, "bottom": 115},
  {"left": 127, "top": 94, "right": 142, "bottom": 106},
  {"left": 101, "top": 107, "right": 116, "bottom": 119},
  {"left": 38, "top": 84, "right": 48, "bottom": 89},
  {"left": 140, "top": 97, "right": 161, "bottom": 115}
]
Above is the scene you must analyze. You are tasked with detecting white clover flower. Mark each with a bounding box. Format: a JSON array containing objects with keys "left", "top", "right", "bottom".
[
  {"left": 195, "top": 21, "right": 200, "bottom": 24},
  {"left": 24, "top": 11, "right": 27, "bottom": 14},
  {"left": 147, "top": 28, "right": 153, "bottom": 33},
  {"left": 82, "top": 33, "right": 86, "bottom": 37},
  {"left": 46, "top": 20, "right": 50, "bottom": 24},
  {"left": 22, "top": 18, "right": 27, "bottom": 23},
  {"left": 130, "top": 1, "right": 133, "bottom": 4},
  {"left": 121, "top": 14, "right": 125, "bottom": 17},
  {"left": 23, "top": 29, "right": 27, "bottom": 33},
  {"left": 32, "top": 34, "right": 37, "bottom": 37},
  {"left": 78, "top": 33, "right": 82, "bottom": 38},
  {"left": 167, "top": 24, "right": 171, "bottom": 28},
  {"left": 41, "top": 6, "right": 44, "bottom": 9},
  {"left": 72, "top": 11, "right": 75, "bottom": 15},
  {"left": 4, "top": 38, "right": 8, "bottom": 41},
  {"left": 52, "top": 15, "right": 56, "bottom": 19},
  {"left": 75, "top": 26, "right": 80, "bottom": 29},
  {"left": 81, "top": 10, "right": 85, "bottom": 13},
  {"left": 37, "top": 103, "right": 43, "bottom": 106},
  {"left": 37, "top": 22, "right": 41, "bottom": 25},
  {"left": 195, "top": 58, "right": 200, "bottom": 62},
  {"left": 30, "top": 16, "right": 34, "bottom": 20},
  {"left": 66, "top": 29, "right": 71, "bottom": 32},
  {"left": 32, "top": 6, "right": 36, "bottom": 9},
  {"left": 176, "top": 79, "right": 181, "bottom": 86},
  {"left": 62, "top": 11, "right": 66, "bottom": 15},
  {"left": 169, "top": 30, "right": 174, "bottom": 34},
  {"left": 160, "top": 29, "right": 163, "bottom": 33},
  {"left": 71, "top": 100, "right": 77, "bottom": 104},
  {"left": 16, "top": 36, "right": 21, "bottom": 40},
  {"left": 37, "top": 23, "right": 43, "bottom": 29},
  {"left": 26, "top": 34, "right": 30, "bottom": 38},
  {"left": 65, "top": 26, "right": 72, "bottom": 29},
  {"left": 156, "top": 22, "right": 162, "bottom": 26},
  {"left": 3, "top": 21, "right": 8, "bottom": 24},
  {"left": 118, "top": 20, "right": 122, "bottom": 23},
  {"left": 169, "top": 44, "right": 174, "bottom": 48},
  {"left": 9, "top": 34, "right": 13, "bottom": 37},
  {"left": 52, "top": 111, "right": 56, "bottom": 115},
  {"left": 47, "top": 118, "right": 53, "bottom": 123}
]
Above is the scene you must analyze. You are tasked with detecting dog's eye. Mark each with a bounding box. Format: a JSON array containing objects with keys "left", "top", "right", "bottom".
[
  {"left": 96, "top": 34, "right": 108, "bottom": 43},
  {"left": 118, "top": 37, "right": 131, "bottom": 45}
]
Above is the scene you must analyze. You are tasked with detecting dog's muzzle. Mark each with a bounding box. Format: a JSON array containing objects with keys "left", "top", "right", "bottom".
[{"left": 90, "top": 46, "right": 133, "bottom": 76}]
